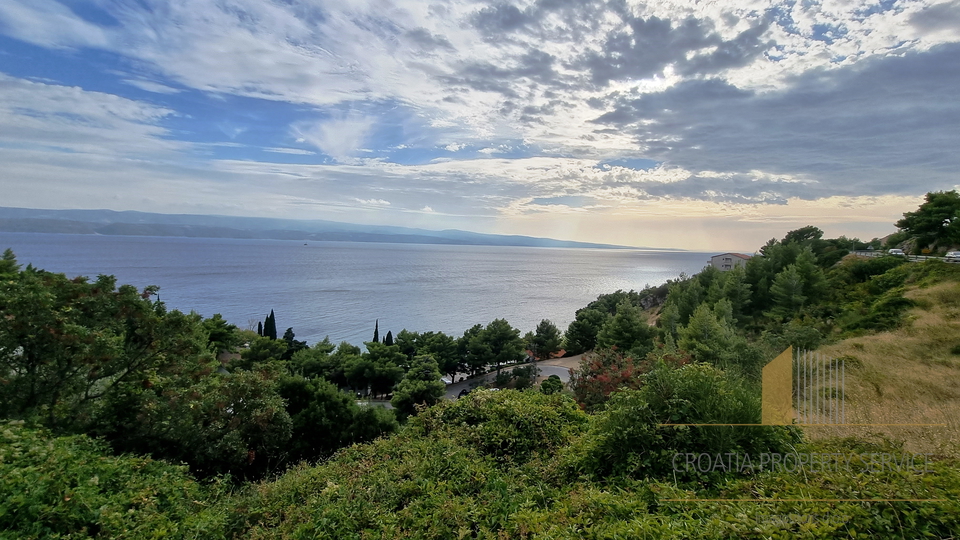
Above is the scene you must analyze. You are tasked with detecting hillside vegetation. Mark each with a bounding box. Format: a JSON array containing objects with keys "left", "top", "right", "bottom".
[{"left": 4, "top": 193, "right": 960, "bottom": 538}]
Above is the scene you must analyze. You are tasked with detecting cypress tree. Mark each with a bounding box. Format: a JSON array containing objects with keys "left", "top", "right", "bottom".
[
  {"left": 257, "top": 321, "right": 263, "bottom": 336},
  {"left": 264, "top": 310, "right": 278, "bottom": 340},
  {"left": 384, "top": 330, "right": 394, "bottom": 346},
  {"left": 373, "top": 319, "right": 379, "bottom": 343}
]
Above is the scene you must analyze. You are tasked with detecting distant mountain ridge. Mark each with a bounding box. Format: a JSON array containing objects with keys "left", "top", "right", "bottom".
[{"left": 0, "top": 207, "right": 669, "bottom": 250}]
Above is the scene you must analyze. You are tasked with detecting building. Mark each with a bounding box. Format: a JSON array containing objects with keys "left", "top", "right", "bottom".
[{"left": 709, "top": 253, "right": 752, "bottom": 271}]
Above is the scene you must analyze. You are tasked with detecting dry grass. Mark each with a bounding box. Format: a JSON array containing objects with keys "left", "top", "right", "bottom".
[{"left": 802, "top": 281, "right": 960, "bottom": 458}]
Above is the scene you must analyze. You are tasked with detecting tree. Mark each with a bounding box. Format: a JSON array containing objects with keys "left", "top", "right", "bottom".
[
  {"left": 287, "top": 337, "right": 341, "bottom": 384},
  {"left": 459, "top": 324, "right": 489, "bottom": 376},
  {"left": 395, "top": 329, "right": 419, "bottom": 362},
  {"left": 564, "top": 308, "right": 608, "bottom": 354},
  {"left": 896, "top": 190, "right": 960, "bottom": 249},
  {"left": 783, "top": 225, "right": 824, "bottom": 245},
  {"left": 383, "top": 330, "right": 394, "bottom": 346},
  {"left": 362, "top": 341, "right": 406, "bottom": 398},
  {"left": 236, "top": 336, "right": 287, "bottom": 371},
  {"left": 373, "top": 319, "right": 379, "bottom": 343},
  {"left": 677, "top": 303, "right": 737, "bottom": 365},
  {"left": 202, "top": 313, "right": 240, "bottom": 354},
  {"left": 99, "top": 368, "right": 292, "bottom": 480},
  {"left": 767, "top": 265, "right": 807, "bottom": 320},
  {"left": 419, "top": 331, "right": 461, "bottom": 383},
  {"left": 793, "top": 247, "right": 827, "bottom": 303},
  {"left": 257, "top": 320, "right": 263, "bottom": 337},
  {"left": 281, "top": 327, "right": 308, "bottom": 360},
  {"left": 596, "top": 300, "right": 655, "bottom": 356},
  {"left": 0, "top": 261, "right": 213, "bottom": 431},
  {"left": 278, "top": 376, "right": 396, "bottom": 464},
  {"left": 390, "top": 355, "right": 446, "bottom": 419},
  {"left": 0, "top": 248, "right": 19, "bottom": 274},
  {"left": 531, "top": 319, "right": 562, "bottom": 361},
  {"left": 263, "top": 310, "right": 278, "bottom": 340},
  {"left": 481, "top": 319, "right": 525, "bottom": 374}
]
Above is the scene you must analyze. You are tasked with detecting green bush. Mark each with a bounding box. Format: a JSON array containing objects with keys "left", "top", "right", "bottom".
[
  {"left": 580, "top": 362, "right": 800, "bottom": 481},
  {"left": 413, "top": 390, "right": 588, "bottom": 463},
  {"left": 540, "top": 375, "right": 564, "bottom": 395},
  {"left": 0, "top": 422, "right": 229, "bottom": 539}
]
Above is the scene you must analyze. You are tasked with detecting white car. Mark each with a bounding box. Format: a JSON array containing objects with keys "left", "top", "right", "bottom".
[
  {"left": 887, "top": 248, "right": 905, "bottom": 256},
  {"left": 945, "top": 251, "right": 960, "bottom": 262}
]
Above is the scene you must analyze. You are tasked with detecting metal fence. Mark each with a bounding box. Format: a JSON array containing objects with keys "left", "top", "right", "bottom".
[
  {"left": 794, "top": 349, "right": 845, "bottom": 425},
  {"left": 851, "top": 250, "right": 958, "bottom": 263}
]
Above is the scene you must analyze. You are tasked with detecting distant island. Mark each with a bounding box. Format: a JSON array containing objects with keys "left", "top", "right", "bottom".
[{"left": 0, "top": 207, "right": 669, "bottom": 250}]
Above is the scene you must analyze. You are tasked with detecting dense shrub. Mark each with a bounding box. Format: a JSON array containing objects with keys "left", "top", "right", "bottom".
[
  {"left": 580, "top": 362, "right": 800, "bottom": 481},
  {"left": 0, "top": 422, "right": 229, "bottom": 539},
  {"left": 413, "top": 390, "right": 588, "bottom": 463}
]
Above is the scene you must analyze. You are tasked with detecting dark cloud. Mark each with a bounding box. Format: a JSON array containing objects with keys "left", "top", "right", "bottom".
[
  {"left": 473, "top": 3, "right": 535, "bottom": 34},
  {"left": 590, "top": 43, "right": 960, "bottom": 199},
  {"left": 909, "top": 0, "right": 960, "bottom": 33},
  {"left": 579, "top": 15, "right": 717, "bottom": 85},
  {"left": 442, "top": 49, "right": 562, "bottom": 98},
  {"left": 404, "top": 28, "right": 455, "bottom": 51},
  {"left": 677, "top": 20, "right": 773, "bottom": 76},
  {"left": 576, "top": 10, "right": 772, "bottom": 85}
]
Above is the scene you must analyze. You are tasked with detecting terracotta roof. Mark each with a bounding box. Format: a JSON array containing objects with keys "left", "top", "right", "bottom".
[{"left": 713, "top": 252, "right": 752, "bottom": 259}]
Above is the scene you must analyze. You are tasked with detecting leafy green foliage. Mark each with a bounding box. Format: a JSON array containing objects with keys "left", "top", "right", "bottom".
[
  {"left": 391, "top": 355, "right": 446, "bottom": 418},
  {"left": 414, "top": 390, "right": 588, "bottom": 463},
  {"left": 530, "top": 319, "right": 562, "bottom": 360},
  {"left": 540, "top": 374, "right": 564, "bottom": 395},
  {"left": 235, "top": 336, "right": 287, "bottom": 371},
  {"left": 596, "top": 299, "right": 655, "bottom": 356},
  {"left": 0, "top": 259, "right": 214, "bottom": 432},
  {"left": 0, "top": 422, "right": 230, "bottom": 539},
  {"left": 279, "top": 376, "right": 397, "bottom": 464},
  {"left": 896, "top": 189, "right": 960, "bottom": 249},
  {"left": 581, "top": 362, "right": 800, "bottom": 481},
  {"left": 98, "top": 367, "right": 293, "bottom": 480},
  {"left": 563, "top": 307, "right": 607, "bottom": 354},
  {"left": 203, "top": 313, "right": 240, "bottom": 354}
]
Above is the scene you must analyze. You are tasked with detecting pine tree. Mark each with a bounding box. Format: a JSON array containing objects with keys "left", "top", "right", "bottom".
[
  {"left": 531, "top": 319, "right": 562, "bottom": 361},
  {"left": 596, "top": 300, "right": 655, "bottom": 355},
  {"left": 373, "top": 319, "right": 379, "bottom": 343},
  {"left": 768, "top": 265, "right": 807, "bottom": 320}
]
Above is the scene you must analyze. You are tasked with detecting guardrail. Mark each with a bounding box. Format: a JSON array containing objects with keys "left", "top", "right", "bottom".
[{"left": 851, "top": 250, "right": 959, "bottom": 263}]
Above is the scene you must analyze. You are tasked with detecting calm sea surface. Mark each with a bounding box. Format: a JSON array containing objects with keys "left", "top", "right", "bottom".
[{"left": 0, "top": 233, "right": 712, "bottom": 346}]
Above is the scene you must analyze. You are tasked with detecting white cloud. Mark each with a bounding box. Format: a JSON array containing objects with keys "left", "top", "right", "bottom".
[
  {"left": 293, "top": 113, "right": 374, "bottom": 163},
  {"left": 354, "top": 198, "right": 392, "bottom": 206},
  {"left": 0, "top": 0, "right": 110, "bottom": 49},
  {"left": 123, "top": 79, "right": 182, "bottom": 94},
  {"left": 0, "top": 73, "right": 178, "bottom": 155},
  {"left": 264, "top": 147, "right": 316, "bottom": 155}
]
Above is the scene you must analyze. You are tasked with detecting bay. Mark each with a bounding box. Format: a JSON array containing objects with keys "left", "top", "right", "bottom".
[{"left": 0, "top": 233, "right": 713, "bottom": 346}]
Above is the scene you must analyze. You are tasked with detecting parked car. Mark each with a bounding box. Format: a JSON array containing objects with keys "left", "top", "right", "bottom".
[
  {"left": 888, "top": 248, "right": 905, "bottom": 256},
  {"left": 945, "top": 251, "right": 960, "bottom": 262}
]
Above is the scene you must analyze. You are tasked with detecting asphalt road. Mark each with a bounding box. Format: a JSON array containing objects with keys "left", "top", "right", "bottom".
[{"left": 444, "top": 362, "right": 572, "bottom": 399}]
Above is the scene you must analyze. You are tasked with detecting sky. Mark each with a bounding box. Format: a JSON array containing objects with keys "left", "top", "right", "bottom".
[{"left": 1, "top": 0, "right": 959, "bottom": 251}]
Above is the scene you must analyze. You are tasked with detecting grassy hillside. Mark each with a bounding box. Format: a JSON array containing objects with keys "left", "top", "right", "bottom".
[{"left": 811, "top": 273, "right": 960, "bottom": 458}]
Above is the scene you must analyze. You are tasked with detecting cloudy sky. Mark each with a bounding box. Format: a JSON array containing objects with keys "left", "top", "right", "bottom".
[{"left": 1, "top": 0, "right": 958, "bottom": 250}]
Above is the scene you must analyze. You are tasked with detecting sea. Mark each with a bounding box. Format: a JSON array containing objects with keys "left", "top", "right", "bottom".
[{"left": 0, "top": 233, "right": 713, "bottom": 346}]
